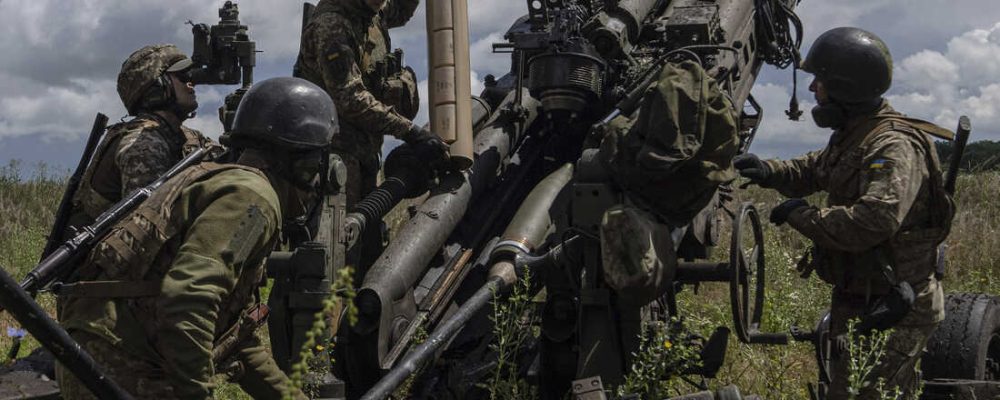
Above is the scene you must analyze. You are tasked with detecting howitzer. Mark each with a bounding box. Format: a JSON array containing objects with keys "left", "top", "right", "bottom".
[
  {"left": 11, "top": 147, "right": 208, "bottom": 300},
  {"left": 342, "top": 0, "right": 804, "bottom": 397}
]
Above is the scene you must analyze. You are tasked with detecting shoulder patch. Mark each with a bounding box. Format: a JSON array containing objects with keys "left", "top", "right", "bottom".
[
  {"left": 869, "top": 158, "right": 891, "bottom": 170},
  {"left": 222, "top": 205, "right": 268, "bottom": 268}
]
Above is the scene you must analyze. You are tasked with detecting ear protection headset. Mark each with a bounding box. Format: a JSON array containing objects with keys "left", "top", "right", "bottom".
[{"left": 135, "top": 73, "right": 177, "bottom": 113}]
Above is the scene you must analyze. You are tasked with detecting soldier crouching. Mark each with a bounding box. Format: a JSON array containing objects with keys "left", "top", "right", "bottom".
[{"left": 56, "top": 77, "right": 337, "bottom": 400}]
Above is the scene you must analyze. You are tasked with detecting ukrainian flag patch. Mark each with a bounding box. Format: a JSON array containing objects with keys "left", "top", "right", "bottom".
[{"left": 869, "top": 159, "right": 888, "bottom": 169}]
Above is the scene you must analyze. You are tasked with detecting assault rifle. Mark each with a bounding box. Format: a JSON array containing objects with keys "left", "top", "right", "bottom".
[{"left": 11, "top": 147, "right": 208, "bottom": 301}]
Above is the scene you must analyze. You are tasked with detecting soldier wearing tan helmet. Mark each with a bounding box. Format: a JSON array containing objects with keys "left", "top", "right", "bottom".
[{"left": 65, "top": 44, "right": 220, "bottom": 234}]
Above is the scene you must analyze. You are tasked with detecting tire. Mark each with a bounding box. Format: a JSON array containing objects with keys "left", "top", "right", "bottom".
[{"left": 922, "top": 293, "right": 1000, "bottom": 381}]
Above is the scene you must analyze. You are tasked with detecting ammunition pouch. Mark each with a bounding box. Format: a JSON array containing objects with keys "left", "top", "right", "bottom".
[
  {"left": 383, "top": 65, "right": 419, "bottom": 120},
  {"left": 598, "top": 203, "right": 678, "bottom": 305}
]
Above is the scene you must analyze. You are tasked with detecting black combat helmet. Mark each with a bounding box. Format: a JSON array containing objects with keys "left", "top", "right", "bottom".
[
  {"left": 228, "top": 77, "right": 338, "bottom": 150},
  {"left": 801, "top": 27, "right": 893, "bottom": 103}
]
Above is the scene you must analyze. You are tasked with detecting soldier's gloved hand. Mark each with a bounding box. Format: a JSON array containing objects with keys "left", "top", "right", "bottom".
[
  {"left": 770, "top": 198, "right": 809, "bottom": 226},
  {"left": 402, "top": 124, "right": 450, "bottom": 165},
  {"left": 733, "top": 153, "right": 771, "bottom": 186}
]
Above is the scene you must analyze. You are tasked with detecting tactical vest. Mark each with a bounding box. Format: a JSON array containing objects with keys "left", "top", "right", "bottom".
[
  {"left": 815, "top": 108, "right": 955, "bottom": 295},
  {"left": 72, "top": 115, "right": 213, "bottom": 224},
  {"left": 68, "top": 162, "right": 273, "bottom": 351}
]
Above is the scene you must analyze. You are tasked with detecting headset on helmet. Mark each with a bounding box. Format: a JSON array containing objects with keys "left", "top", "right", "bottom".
[{"left": 117, "top": 44, "right": 193, "bottom": 115}]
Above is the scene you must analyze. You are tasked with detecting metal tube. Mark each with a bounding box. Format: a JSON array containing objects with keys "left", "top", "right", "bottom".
[
  {"left": 41, "top": 113, "right": 108, "bottom": 260},
  {"left": 360, "top": 277, "right": 502, "bottom": 400},
  {"left": 0, "top": 266, "right": 133, "bottom": 400},
  {"left": 427, "top": 0, "right": 474, "bottom": 168},
  {"left": 675, "top": 262, "right": 731, "bottom": 283}
]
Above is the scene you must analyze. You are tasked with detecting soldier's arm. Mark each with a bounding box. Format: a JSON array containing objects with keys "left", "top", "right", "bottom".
[
  {"left": 384, "top": 0, "right": 420, "bottom": 28},
  {"left": 153, "top": 171, "right": 280, "bottom": 398},
  {"left": 115, "top": 129, "right": 175, "bottom": 195},
  {"left": 762, "top": 151, "right": 823, "bottom": 198},
  {"left": 307, "top": 21, "right": 413, "bottom": 139},
  {"left": 234, "top": 334, "right": 307, "bottom": 400},
  {"left": 786, "top": 133, "right": 925, "bottom": 252}
]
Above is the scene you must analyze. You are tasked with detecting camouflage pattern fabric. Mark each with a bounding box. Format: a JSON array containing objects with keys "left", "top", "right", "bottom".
[
  {"left": 599, "top": 204, "right": 678, "bottom": 304},
  {"left": 759, "top": 101, "right": 951, "bottom": 395},
  {"left": 57, "top": 331, "right": 178, "bottom": 399},
  {"left": 598, "top": 60, "right": 739, "bottom": 225},
  {"left": 294, "top": 0, "right": 419, "bottom": 164},
  {"left": 826, "top": 294, "right": 938, "bottom": 399},
  {"left": 118, "top": 44, "right": 189, "bottom": 114},
  {"left": 59, "top": 167, "right": 303, "bottom": 399},
  {"left": 69, "top": 113, "right": 217, "bottom": 233}
]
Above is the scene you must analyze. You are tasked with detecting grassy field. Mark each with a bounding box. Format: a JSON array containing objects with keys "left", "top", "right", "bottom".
[{"left": 0, "top": 161, "right": 997, "bottom": 399}]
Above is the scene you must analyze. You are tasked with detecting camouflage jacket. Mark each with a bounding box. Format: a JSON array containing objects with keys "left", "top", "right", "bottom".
[
  {"left": 60, "top": 163, "right": 301, "bottom": 399},
  {"left": 69, "top": 113, "right": 216, "bottom": 230},
  {"left": 761, "top": 101, "right": 951, "bottom": 325},
  {"left": 295, "top": 0, "right": 419, "bottom": 157}
]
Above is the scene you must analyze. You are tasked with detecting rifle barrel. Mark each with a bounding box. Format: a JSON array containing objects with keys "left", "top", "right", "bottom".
[
  {"left": 41, "top": 113, "right": 108, "bottom": 259},
  {"left": 13, "top": 148, "right": 208, "bottom": 300}
]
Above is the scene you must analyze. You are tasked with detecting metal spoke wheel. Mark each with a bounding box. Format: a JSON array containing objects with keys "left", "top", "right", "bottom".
[{"left": 729, "top": 202, "right": 766, "bottom": 343}]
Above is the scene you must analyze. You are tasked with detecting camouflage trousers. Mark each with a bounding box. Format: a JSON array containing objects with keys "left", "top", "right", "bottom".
[
  {"left": 827, "top": 301, "right": 937, "bottom": 400},
  {"left": 57, "top": 331, "right": 179, "bottom": 400}
]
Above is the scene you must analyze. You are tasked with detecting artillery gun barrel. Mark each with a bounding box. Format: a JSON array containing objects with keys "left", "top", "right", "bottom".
[
  {"left": 0, "top": 265, "right": 134, "bottom": 400},
  {"left": 353, "top": 90, "right": 539, "bottom": 335},
  {"left": 343, "top": 98, "right": 492, "bottom": 247},
  {"left": 361, "top": 164, "right": 574, "bottom": 398}
]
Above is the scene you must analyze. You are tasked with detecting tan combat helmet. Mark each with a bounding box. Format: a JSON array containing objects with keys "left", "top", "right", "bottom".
[{"left": 116, "top": 44, "right": 193, "bottom": 115}]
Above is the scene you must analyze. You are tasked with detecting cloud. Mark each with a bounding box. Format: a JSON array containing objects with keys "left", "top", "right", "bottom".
[
  {"left": 886, "top": 22, "right": 1000, "bottom": 137},
  {"left": 746, "top": 83, "right": 827, "bottom": 158},
  {"left": 2, "top": 0, "right": 999, "bottom": 163}
]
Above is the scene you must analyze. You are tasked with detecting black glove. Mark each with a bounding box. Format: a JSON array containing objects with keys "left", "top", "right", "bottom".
[
  {"left": 733, "top": 153, "right": 771, "bottom": 185},
  {"left": 402, "top": 125, "right": 450, "bottom": 165},
  {"left": 770, "top": 198, "right": 808, "bottom": 226}
]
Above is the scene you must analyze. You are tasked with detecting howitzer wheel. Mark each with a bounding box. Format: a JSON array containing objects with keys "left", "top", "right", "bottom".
[{"left": 730, "top": 202, "right": 766, "bottom": 343}]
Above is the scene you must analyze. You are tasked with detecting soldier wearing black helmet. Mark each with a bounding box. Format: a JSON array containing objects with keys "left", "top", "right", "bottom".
[
  {"left": 57, "top": 77, "right": 335, "bottom": 400},
  {"left": 67, "top": 44, "right": 220, "bottom": 233},
  {"left": 734, "top": 27, "right": 955, "bottom": 398}
]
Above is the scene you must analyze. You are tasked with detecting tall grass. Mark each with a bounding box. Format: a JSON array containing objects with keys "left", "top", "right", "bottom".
[
  {"left": 1, "top": 162, "right": 997, "bottom": 399},
  {"left": 0, "top": 161, "right": 65, "bottom": 363}
]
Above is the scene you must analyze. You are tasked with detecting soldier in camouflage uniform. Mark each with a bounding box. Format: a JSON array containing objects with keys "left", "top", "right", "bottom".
[
  {"left": 56, "top": 77, "right": 336, "bottom": 399},
  {"left": 735, "top": 28, "right": 955, "bottom": 399},
  {"left": 295, "top": 0, "right": 450, "bottom": 268},
  {"left": 68, "top": 44, "right": 219, "bottom": 232}
]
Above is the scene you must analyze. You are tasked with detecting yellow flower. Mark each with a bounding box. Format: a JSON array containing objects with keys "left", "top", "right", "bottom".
[
  {"left": 315, "top": 345, "right": 325, "bottom": 352},
  {"left": 663, "top": 340, "right": 673, "bottom": 349}
]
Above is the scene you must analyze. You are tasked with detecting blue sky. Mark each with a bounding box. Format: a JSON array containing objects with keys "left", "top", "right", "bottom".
[{"left": 1, "top": 0, "right": 999, "bottom": 174}]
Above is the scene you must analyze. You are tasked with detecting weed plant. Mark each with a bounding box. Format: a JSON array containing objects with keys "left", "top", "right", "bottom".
[
  {"left": 485, "top": 270, "right": 538, "bottom": 400},
  {"left": 1, "top": 164, "right": 997, "bottom": 399}
]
